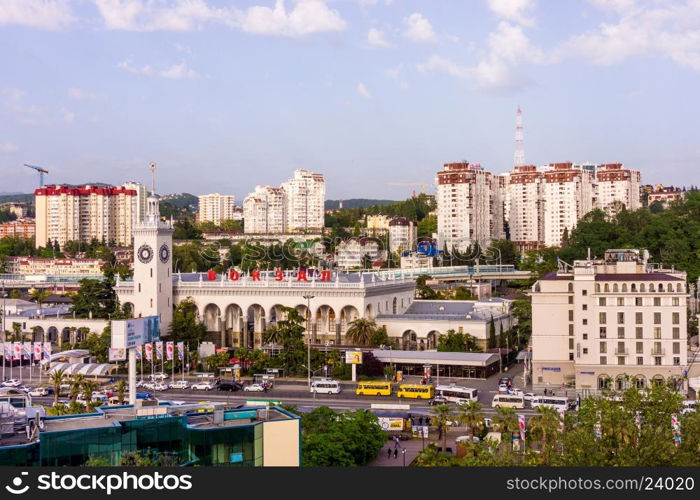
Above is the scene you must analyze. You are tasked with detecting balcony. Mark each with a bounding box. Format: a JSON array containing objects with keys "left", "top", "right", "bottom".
[
  {"left": 614, "top": 348, "right": 629, "bottom": 356},
  {"left": 650, "top": 347, "right": 665, "bottom": 356}
]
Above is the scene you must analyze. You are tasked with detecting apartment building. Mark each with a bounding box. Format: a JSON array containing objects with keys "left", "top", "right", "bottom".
[
  {"left": 366, "top": 214, "right": 392, "bottom": 234},
  {"left": 242, "top": 186, "right": 287, "bottom": 234},
  {"left": 34, "top": 184, "right": 136, "bottom": 248},
  {"left": 280, "top": 169, "right": 325, "bottom": 233},
  {"left": 122, "top": 182, "right": 148, "bottom": 224},
  {"left": 506, "top": 165, "right": 544, "bottom": 251},
  {"left": 0, "top": 218, "right": 35, "bottom": 239},
  {"left": 531, "top": 249, "right": 688, "bottom": 395},
  {"left": 542, "top": 163, "right": 593, "bottom": 247},
  {"left": 388, "top": 217, "right": 417, "bottom": 253},
  {"left": 595, "top": 163, "right": 641, "bottom": 215},
  {"left": 645, "top": 185, "right": 685, "bottom": 208},
  {"left": 335, "top": 238, "right": 384, "bottom": 268},
  {"left": 436, "top": 162, "right": 504, "bottom": 253},
  {"left": 4, "top": 256, "right": 104, "bottom": 276},
  {"left": 198, "top": 193, "right": 236, "bottom": 226},
  {"left": 0, "top": 203, "right": 28, "bottom": 218}
]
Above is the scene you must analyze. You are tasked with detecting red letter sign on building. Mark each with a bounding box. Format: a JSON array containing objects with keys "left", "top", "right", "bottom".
[
  {"left": 251, "top": 270, "right": 261, "bottom": 281},
  {"left": 320, "top": 270, "right": 331, "bottom": 281},
  {"left": 297, "top": 269, "right": 308, "bottom": 282},
  {"left": 275, "top": 269, "right": 284, "bottom": 281},
  {"left": 229, "top": 269, "right": 240, "bottom": 281},
  {"left": 207, "top": 270, "right": 216, "bottom": 281}
]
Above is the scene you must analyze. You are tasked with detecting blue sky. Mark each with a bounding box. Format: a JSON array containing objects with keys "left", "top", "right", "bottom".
[{"left": 1, "top": 0, "right": 699, "bottom": 199}]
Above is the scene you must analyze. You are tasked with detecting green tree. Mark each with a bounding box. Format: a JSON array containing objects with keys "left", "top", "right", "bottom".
[
  {"left": 50, "top": 368, "right": 66, "bottom": 406},
  {"left": 345, "top": 318, "right": 376, "bottom": 346},
  {"left": 77, "top": 327, "right": 111, "bottom": 363},
  {"left": 81, "top": 379, "right": 98, "bottom": 406},
  {"left": 457, "top": 400, "right": 484, "bottom": 440},
  {"left": 169, "top": 297, "right": 207, "bottom": 351},
  {"left": 430, "top": 404, "right": 453, "bottom": 454},
  {"left": 71, "top": 278, "right": 117, "bottom": 319},
  {"left": 29, "top": 288, "right": 51, "bottom": 314},
  {"left": 437, "top": 329, "right": 482, "bottom": 353},
  {"left": 493, "top": 406, "right": 518, "bottom": 443},
  {"left": 115, "top": 379, "right": 127, "bottom": 405},
  {"left": 527, "top": 405, "right": 561, "bottom": 463},
  {"left": 487, "top": 317, "right": 497, "bottom": 349}
]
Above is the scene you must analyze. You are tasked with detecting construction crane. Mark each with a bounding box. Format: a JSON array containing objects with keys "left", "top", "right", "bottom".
[
  {"left": 24, "top": 164, "right": 49, "bottom": 187},
  {"left": 386, "top": 182, "right": 431, "bottom": 197}
]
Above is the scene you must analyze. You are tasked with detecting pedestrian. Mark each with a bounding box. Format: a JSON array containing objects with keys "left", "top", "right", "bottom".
[
  {"left": 393, "top": 448, "right": 398, "bottom": 459},
  {"left": 387, "top": 448, "right": 392, "bottom": 459}
]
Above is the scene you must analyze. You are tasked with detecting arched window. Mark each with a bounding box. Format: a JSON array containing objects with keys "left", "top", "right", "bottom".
[
  {"left": 635, "top": 375, "right": 646, "bottom": 389},
  {"left": 595, "top": 284, "right": 601, "bottom": 293},
  {"left": 597, "top": 375, "right": 611, "bottom": 390},
  {"left": 613, "top": 284, "right": 619, "bottom": 292},
  {"left": 621, "top": 283, "right": 627, "bottom": 292},
  {"left": 640, "top": 284, "right": 646, "bottom": 292},
  {"left": 392, "top": 297, "right": 397, "bottom": 315},
  {"left": 631, "top": 283, "right": 637, "bottom": 292},
  {"left": 649, "top": 283, "right": 656, "bottom": 292},
  {"left": 677, "top": 283, "right": 683, "bottom": 293},
  {"left": 534, "top": 283, "right": 541, "bottom": 292},
  {"left": 604, "top": 284, "right": 610, "bottom": 292},
  {"left": 652, "top": 375, "right": 664, "bottom": 387}
]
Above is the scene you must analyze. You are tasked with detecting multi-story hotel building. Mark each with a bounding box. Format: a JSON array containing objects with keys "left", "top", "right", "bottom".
[
  {"left": 436, "top": 162, "right": 504, "bottom": 253},
  {"left": 542, "top": 163, "right": 593, "bottom": 247},
  {"left": 4, "top": 256, "right": 104, "bottom": 277},
  {"left": 388, "top": 217, "right": 417, "bottom": 254},
  {"left": 281, "top": 169, "right": 325, "bottom": 233},
  {"left": 506, "top": 165, "right": 544, "bottom": 251},
  {"left": 122, "top": 182, "right": 148, "bottom": 224},
  {"left": 198, "top": 193, "right": 236, "bottom": 226},
  {"left": 335, "top": 237, "right": 383, "bottom": 268},
  {"left": 0, "top": 218, "right": 36, "bottom": 239},
  {"left": 34, "top": 184, "right": 136, "bottom": 248},
  {"left": 242, "top": 186, "right": 287, "bottom": 234},
  {"left": 595, "top": 163, "right": 641, "bottom": 215},
  {"left": 531, "top": 249, "right": 688, "bottom": 395}
]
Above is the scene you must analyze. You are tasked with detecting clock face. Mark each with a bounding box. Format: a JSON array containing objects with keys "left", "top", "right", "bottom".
[
  {"left": 137, "top": 244, "right": 154, "bottom": 264},
  {"left": 159, "top": 244, "right": 170, "bottom": 263}
]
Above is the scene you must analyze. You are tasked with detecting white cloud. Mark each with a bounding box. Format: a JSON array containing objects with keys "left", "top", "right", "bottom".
[
  {"left": 367, "top": 28, "right": 392, "bottom": 48},
  {"left": 235, "top": 0, "right": 346, "bottom": 37},
  {"left": 587, "top": 0, "right": 637, "bottom": 14},
  {"left": 385, "top": 64, "right": 408, "bottom": 89},
  {"left": 117, "top": 58, "right": 153, "bottom": 76},
  {"left": 356, "top": 82, "right": 372, "bottom": 98},
  {"left": 358, "top": 0, "right": 393, "bottom": 6},
  {"left": 555, "top": 1, "right": 700, "bottom": 71},
  {"left": 61, "top": 109, "right": 75, "bottom": 123},
  {"left": 487, "top": 0, "right": 536, "bottom": 27},
  {"left": 0, "top": 143, "right": 18, "bottom": 153},
  {"left": 160, "top": 60, "right": 200, "bottom": 79},
  {"left": 68, "top": 88, "right": 98, "bottom": 100},
  {"left": 402, "top": 13, "right": 436, "bottom": 43},
  {"left": 0, "top": 0, "right": 74, "bottom": 30},
  {"left": 417, "top": 55, "right": 471, "bottom": 79},
  {"left": 93, "top": 0, "right": 230, "bottom": 31}
]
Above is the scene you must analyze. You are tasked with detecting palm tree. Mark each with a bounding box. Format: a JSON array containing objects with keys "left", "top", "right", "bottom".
[
  {"left": 457, "top": 400, "right": 484, "bottom": 440},
  {"left": 116, "top": 379, "right": 127, "bottom": 405},
  {"left": 50, "top": 368, "right": 66, "bottom": 406},
  {"left": 430, "top": 404, "right": 453, "bottom": 454},
  {"left": 493, "top": 406, "right": 519, "bottom": 444},
  {"left": 345, "top": 318, "right": 376, "bottom": 346},
  {"left": 69, "top": 374, "right": 84, "bottom": 403},
  {"left": 81, "top": 379, "right": 98, "bottom": 406},
  {"left": 528, "top": 406, "right": 561, "bottom": 462},
  {"left": 262, "top": 325, "right": 282, "bottom": 345}
]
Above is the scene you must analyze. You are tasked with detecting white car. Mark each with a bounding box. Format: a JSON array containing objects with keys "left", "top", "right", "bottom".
[
  {"left": 523, "top": 392, "right": 535, "bottom": 402},
  {"left": 243, "top": 383, "right": 265, "bottom": 392},
  {"left": 18, "top": 385, "right": 32, "bottom": 393},
  {"left": 150, "top": 382, "right": 168, "bottom": 391},
  {"left": 29, "top": 387, "right": 49, "bottom": 397},
  {"left": 169, "top": 380, "right": 189, "bottom": 390},
  {"left": 497, "top": 384, "right": 509, "bottom": 394},
  {"left": 191, "top": 381, "right": 216, "bottom": 391},
  {"left": 151, "top": 372, "right": 169, "bottom": 381},
  {"left": 2, "top": 379, "right": 22, "bottom": 388}
]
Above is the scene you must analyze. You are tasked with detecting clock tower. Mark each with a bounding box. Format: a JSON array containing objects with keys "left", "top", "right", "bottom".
[{"left": 131, "top": 163, "right": 174, "bottom": 334}]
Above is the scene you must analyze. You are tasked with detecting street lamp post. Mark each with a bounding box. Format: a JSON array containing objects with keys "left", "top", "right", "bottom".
[{"left": 303, "top": 294, "right": 315, "bottom": 388}]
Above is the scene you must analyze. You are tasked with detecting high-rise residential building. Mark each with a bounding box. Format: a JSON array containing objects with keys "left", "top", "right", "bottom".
[
  {"left": 531, "top": 249, "right": 687, "bottom": 395},
  {"left": 123, "top": 182, "right": 148, "bottom": 224},
  {"left": 198, "top": 193, "right": 236, "bottom": 226},
  {"left": 34, "top": 184, "right": 136, "bottom": 249},
  {"left": 280, "top": 169, "right": 325, "bottom": 233},
  {"left": 542, "top": 163, "right": 593, "bottom": 247},
  {"left": 595, "top": 163, "right": 641, "bottom": 215},
  {"left": 336, "top": 238, "right": 383, "bottom": 268},
  {"left": 388, "top": 217, "right": 417, "bottom": 254},
  {"left": 436, "top": 162, "right": 504, "bottom": 253},
  {"left": 243, "top": 186, "right": 287, "bottom": 234},
  {"left": 506, "top": 165, "right": 544, "bottom": 251}
]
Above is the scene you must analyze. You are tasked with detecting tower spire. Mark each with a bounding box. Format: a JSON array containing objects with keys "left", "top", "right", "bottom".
[
  {"left": 514, "top": 106, "right": 525, "bottom": 167},
  {"left": 149, "top": 162, "right": 157, "bottom": 195}
]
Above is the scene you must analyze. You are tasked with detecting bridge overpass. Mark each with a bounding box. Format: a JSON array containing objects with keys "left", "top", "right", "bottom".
[{"left": 374, "top": 265, "right": 533, "bottom": 282}]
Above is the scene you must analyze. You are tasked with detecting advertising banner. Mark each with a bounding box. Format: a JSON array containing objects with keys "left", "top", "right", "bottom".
[
  {"left": 33, "top": 342, "right": 42, "bottom": 362},
  {"left": 145, "top": 342, "right": 153, "bottom": 361},
  {"left": 13, "top": 342, "right": 21, "bottom": 360},
  {"left": 22, "top": 341, "right": 31, "bottom": 360},
  {"left": 155, "top": 341, "right": 163, "bottom": 361},
  {"left": 109, "top": 348, "right": 127, "bottom": 361},
  {"left": 166, "top": 341, "right": 174, "bottom": 361},
  {"left": 345, "top": 351, "right": 363, "bottom": 365},
  {"left": 377, "top": 417, "right": 405, "bottom": 431},
  {"left": 111, "top": 316, "right": 161, "bottom": 349},
  {"left": 43, "top": 341, "right": 52, "bottom": 360},
  {"left": 177, "top": 342, "right": 184, "bottom": 361},
  {"left": 134, "top": 345, "right": 142, "bottom": 360}
]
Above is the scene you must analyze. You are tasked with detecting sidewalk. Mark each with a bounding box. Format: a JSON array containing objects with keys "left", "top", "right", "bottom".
[{"left": 370, "top": 437, "right": 427, "bottom": 467}]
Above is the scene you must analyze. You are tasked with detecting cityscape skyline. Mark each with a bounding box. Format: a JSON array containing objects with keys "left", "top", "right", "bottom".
[{"left": 1, "top": 1, "right": 699, "bottom": 198}]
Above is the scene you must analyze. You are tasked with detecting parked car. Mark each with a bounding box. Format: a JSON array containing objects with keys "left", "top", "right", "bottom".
[
  {"left": 2, "top": 379, "right": 22, "bottom": 388},
  {"left": 218, "top": 382, "right": 243, "bottom": 392},
  {"left": 191, "top": 381, "right": 216, "bottom": 391},
  {"left": 498, "top": 384, "right": 510, "bottom": 394},
  {"left": 428, "top": 395, "right": 449, "bottom": 406},
  {"left": 29, "top": 387, "right": 50, "bottom": 397},
  {"left": 243, "top": 383, "right": 266, "bottom": 392},
  {"left": 136, "top": 392, "right": 153, "bottom": 400},
  {"left": 18, "top": 385, "right": 31, "bottom": 393},
  {"left": 151, "top": 372, "right": 169, "bottom": 381},
  {"left": 150, "top": 382, "right": 168, "bottom": 391},
  {"left": 169, "top": 380, "right": 190, "bottom": 390}
]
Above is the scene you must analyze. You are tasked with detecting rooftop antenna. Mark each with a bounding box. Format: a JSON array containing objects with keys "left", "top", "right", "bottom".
[
  {"left": 148, "top": 162, "right": 157, "bottom": 195},
  {"left": 514, "top": 106, "right": 525, "bottom": 167}
]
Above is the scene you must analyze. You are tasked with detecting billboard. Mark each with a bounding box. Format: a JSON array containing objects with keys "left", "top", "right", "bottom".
[
  {"left": 109, "top": 348, "right": 127, "bottom": 361},
  {"left": 111, "top": 316, "right": 161, "bottom": 349},
  {"left": 377, "top": 417, "right": 405, "bottom": 431},
  {"left": 345, "top": 351, "right": 363, "bottom": 365}
]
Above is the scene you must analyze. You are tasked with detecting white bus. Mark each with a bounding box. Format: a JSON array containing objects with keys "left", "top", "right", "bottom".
[
  {"left": 435, "top": 385, "right": 478, "bottom": 404},
  {"left": 531, "top": 396, "right": 569, "bottom": 411},
  {"left": 491, "top": 394, "right": 525, "bottom": 409},
  {"left": 310, "top": 379, "right": 341, "bottom": 395}
]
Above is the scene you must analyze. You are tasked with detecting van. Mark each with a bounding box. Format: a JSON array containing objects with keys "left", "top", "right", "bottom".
[
  {"left": 531, "top": 396, "right": 569, "bottom": 411},
  {"left": 310, "top": 379, "right": 341, "bottom": 394},
  {"left": 356, "top": 381, "right": 392, "bottom": 396},
  {"left": 492, "top": 394, "right": 525, "bottom": 409},
  {"left": 396, "top": 384, "right": 434, "bottom": 400},
  {"left": 682, "top": 400, "right": 697, "bottom": 415}
]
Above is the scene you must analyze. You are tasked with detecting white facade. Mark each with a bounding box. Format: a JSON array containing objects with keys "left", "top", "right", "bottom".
[
  {"left": 123, "top": 182, "right": 148, "bottom": 224},
  {"left": 507, "top": 166, "right": 544, "bottom": 251},
  {"left": 388, "top": 217, "right": 417, "bottom": 253},
  {"left": 4, "top": 257, "right": 104, "bottom": 276},
  {"left": 542, "top": 163, "right": 594, "bottom": 247},
  {"left": 436, "top": 162, "right": 504, "bottom": 253},
  {"left": 336, "top": 238, "right": 383, "bottom": 268},
  {"left": 595, "top": 164, "right": 641, "bottom": 215},
  {"left": 243, "top": 186, "right": 287, "bottom": 234},
  {"left": 34, "top": 184, "right": 136, "bottom": 248},
  {"left": 281, "top": 169, "right": 325, "bottom": 233},
  {"left": 198, "top": 193, "right": 236, "bottom": 226},
  {"left": 531, "top": 249, "right": 688, "bottom": 395}
]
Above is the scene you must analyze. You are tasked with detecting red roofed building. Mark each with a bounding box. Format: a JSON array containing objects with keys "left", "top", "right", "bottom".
[
  {"left": 0, "top": 218, "right": 35, "bottom": 239},
  {"left": 34, "top": 184, "right": 137, "bottom": 248}
]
